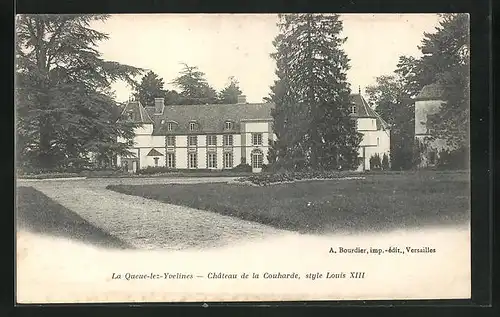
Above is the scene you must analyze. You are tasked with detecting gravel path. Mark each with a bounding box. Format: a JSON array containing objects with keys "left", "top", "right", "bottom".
[{"left": 17, "top": 177, "right": 287, "bottom": 250}]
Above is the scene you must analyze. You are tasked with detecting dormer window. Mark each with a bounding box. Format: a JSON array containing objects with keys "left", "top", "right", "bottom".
[
  {"left": 189, "top": 122, "right": 197, "bottom": 131},
  {"left": 225, "top": 121, "right": 233, "bottom": 130}
]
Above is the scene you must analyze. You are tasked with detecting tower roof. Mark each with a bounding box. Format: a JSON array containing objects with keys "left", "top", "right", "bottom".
[
  {"left": 118, "top": 100, "right": 154, "bottom": 124},
  {"left": 415, "top": 83, "right": 446, "bottom": 101},
  {"left": 349, "top": 94, "right": 390, "bottom": 130}
]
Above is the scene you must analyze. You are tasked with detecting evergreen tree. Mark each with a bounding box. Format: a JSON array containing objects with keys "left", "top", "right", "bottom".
[
  {"left": 16, "top": 14, "right": 142, "bottom": 170},
  {"left": 382, "top": 153, "right": 390, "bottom": 170},
  {"left": 218, "top": 76, "right": 243, "bottom": 104},
  {"left": 172, "top": 63, "right": 218, "bottom": 104},
  {"left": 133, "top": 70, "right": 166, "bottom": 107},
  {"left": 269, "top": 14, "right": 362, "bottom": 171}
]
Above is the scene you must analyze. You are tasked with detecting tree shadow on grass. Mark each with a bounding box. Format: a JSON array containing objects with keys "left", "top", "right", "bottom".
[{"left": 16, "top": 186, "right": 133, "bottom": 250}]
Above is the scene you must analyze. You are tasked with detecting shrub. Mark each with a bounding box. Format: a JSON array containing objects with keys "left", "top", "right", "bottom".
[
  {"left": 382, "top": 153, "right": 390, "bottom": 170},
  {"left": 437, "top": 147, "right": 468, "bottom": 170},
  {"left": 231, "top": 163, "right": 252, "bottom": 172},
  {"left": 136, "top": 166, "right": 176, "bottom": 175},
  {"left": 369, "top": 154, "right": 382, "bottom": 170},
  {"left": 237, "top": 170, "right": 355, "bottom": 186}
]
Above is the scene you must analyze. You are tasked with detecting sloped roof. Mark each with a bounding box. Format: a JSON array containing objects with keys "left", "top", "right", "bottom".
[
  {"left": 146, "top": 148, "right": 164, "bottom": 156},
  {"left": 349, "top": 94, "right": 390, "bottom": 130},
  {"left": 415, "top": 83, "right": 445, "bottom": 101},
  {"left": 119, "top": 100, "right": 154, "bottom": 124},
  {"left": 152, "top": 103, "right": 273, "bottom": 135}
]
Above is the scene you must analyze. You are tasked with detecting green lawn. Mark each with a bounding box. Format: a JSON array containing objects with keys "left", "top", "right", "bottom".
[{"left": 106, "top": 171, "right": 470, "bottom": 234}]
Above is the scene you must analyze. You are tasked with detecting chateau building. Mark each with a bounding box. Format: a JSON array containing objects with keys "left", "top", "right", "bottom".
[
  {"left": 117, "top": 95, "right": 273, "bottom": 173},
  {"left": 117, "top": 94, "right": 390, "bottom": 173}
]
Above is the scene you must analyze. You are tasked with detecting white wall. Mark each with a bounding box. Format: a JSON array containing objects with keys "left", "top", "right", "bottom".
[
  {"left": 415, "top": 100, "right": 445, "bottom": 136},
  {"left": 357, "top": 129, "right": 391, "bottom": 171},
  {"left": 357, "top": 118, "right": 377, "bottom": 131},
  {"left": 134, "top": 135, "right": 165, "bottom": 148},
  {"left": 134, "top": 124, "right": 154, "bottom": 135},
  {"left": 176, "top": 148, "right": 188, "bottom": 168},
  {"left": 177, "top": 136, "right": 187, "bottom": 147},
  {"left": 140, "top": 147, "right": 166, "bottom": 168},
  {"left": 244, "top": 122, "right": 269, "bottom": 132}
]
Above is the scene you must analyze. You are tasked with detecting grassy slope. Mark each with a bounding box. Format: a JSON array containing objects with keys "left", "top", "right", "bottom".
[
  {"left": 16, "top": 186, "right": 133, "bottom": 249},
  {"left": 107, "top": 171, "right": 470, "bottom": 234}
]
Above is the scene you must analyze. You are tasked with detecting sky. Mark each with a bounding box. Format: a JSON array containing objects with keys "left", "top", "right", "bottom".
[{"left": 92, "top": 14, "right": 441, "bottom": 103}]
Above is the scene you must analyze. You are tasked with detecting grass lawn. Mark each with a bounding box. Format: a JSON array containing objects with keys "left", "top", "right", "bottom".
[
  {"left": 106, "top": 171, "right": 470, "bottom": 234},
  {"left": 16, "top": 186, "right": 132, "bottom": 249}
]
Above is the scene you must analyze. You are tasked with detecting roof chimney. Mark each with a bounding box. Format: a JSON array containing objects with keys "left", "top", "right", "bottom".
[
  {"left": 237, "top": 95, "right": 247, "bottom": 104},
  {"left": 154, "top": 97, "right": 164, "bottom": 114}
]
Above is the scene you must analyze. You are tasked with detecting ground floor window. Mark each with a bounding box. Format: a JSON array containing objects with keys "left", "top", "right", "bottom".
[
  {"left": 166, "top": 153, "right": 175, "bottom": 168},
  {"left": 207, "top": 152, "right": 217, "bottom": 168},
  {"left": 251, "top": 150, "right": 263, "bottom": 169},
  {"left": 224, "top": 152, "right": 233, "bottom": 168},
  {"left": 188, "top": 153, "right": 198, "bottom": 168},
  {"left": 154, "top": 157, "right": 159, "bottom": 166}
]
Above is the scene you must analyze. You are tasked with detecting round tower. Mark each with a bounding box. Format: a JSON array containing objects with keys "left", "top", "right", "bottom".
[{"left": 414, "top": 83, "right": 448, "bottom": 167}]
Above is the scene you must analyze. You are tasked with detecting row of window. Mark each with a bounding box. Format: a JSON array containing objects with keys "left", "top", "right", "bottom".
[
  {"left": 162, "top": 121, "right": 235, "bottom": 132},
  {"left": 165, "top": 134, "right": 264, "bottom": 147},
  {"left": 155, "top": 151, "right": 263, "bottom": 169}
]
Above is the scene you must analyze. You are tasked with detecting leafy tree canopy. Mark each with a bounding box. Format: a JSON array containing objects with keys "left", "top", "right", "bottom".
[{"left": 16, "top": 14, "right": 143, "bottom": 170}]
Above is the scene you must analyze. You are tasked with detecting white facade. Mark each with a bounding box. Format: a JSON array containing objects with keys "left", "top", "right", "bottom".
[
  {"left": 117, "top": 121, "right": 272, "bottom": 173},
  {"left": 355, "top": 119, "right": 391, "bottom": 171}
]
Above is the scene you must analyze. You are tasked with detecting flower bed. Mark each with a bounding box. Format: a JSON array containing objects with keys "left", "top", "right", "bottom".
[{"left": 237, "top": 170, "right": 363, "bottom": 186}]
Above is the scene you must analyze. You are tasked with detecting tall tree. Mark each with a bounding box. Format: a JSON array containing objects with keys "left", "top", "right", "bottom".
[
  {"left": 418, "top": 13, "right": 470, "bottom": 149},
  {"left": 269, "top": 14, "right": 362, "bottom": 170},
  {"left": 16, "top": 14, "right": 142, "bottom": 170},
  {"left": 171, "top": 63, "right": 218, "bottom": 104},
  {"left": 133, "top": 70, "right": 166, "bottom": 107},
  {"left": 218, "top": 76, "right": 243, "bottom": 104},
  {"left": 366, "top": 73, "right": 415, "bottom": 170}
]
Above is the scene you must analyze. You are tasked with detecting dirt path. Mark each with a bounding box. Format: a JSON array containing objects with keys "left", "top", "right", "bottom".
[{"left": 16, "top": 177, "right": 287, "bottom": 250}]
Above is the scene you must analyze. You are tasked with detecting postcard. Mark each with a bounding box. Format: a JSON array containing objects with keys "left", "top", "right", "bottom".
[{"left": 15, "top": 13, "right": 471, "bottom": 303}]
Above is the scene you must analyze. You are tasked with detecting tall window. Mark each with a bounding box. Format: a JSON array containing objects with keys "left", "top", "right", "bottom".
[
  {"left": 207, "top": 135, "right": 217, "bottom": 146},
  {"left": 207, "top": 153, "right": 217, "bottom": 168},
  {"left": 166, "top": 136, "right": 176, "bottom": 147},
  {"left": 377, "top": 137, "right": 380, "bottom": 146},
  {"left": 167, "top": 122, "right": 173, "bottom": 131},
  {"left": 223, "top": 135, "right": 233, "bottom": 146},
  {"left": 188, "top": 153, "right": 198, "bottom": 168},
  {"left": 251, "top": 150, "right": 263, "bottom": 169},
  {"left": 225, "top": 121, "right": 233, "bottom": 130},
  {"left": 252, "top": 133, "right": 263, "bottom": 145},
  {"left": 350, "top": 105, "right": 356, "bottom": 114},
  {"left": 189, "top": 122, "right": 197, "bottom": 131},
  {"left": 224, "top": 152, "right": 233, "bottom": 168},
  {"left": 166, "top": 153, "right": 175, "bottom": 168},
  {"left": 127, "top": 111, "right": 134, "bottom": 120},
  {"left": 188, "top": 136, "right": 198, "bottom": 147},
  {"left": 154, "top": 157, "right": 159, "bottom": 167}
]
